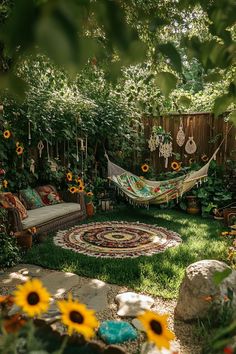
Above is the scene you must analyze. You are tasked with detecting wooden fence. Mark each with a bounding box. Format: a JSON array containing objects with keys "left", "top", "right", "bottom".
[{"left": 142, "top": 113, "right": 236, "bottom": 172}]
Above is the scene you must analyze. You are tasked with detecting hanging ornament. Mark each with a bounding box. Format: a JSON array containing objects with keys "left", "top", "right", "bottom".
[
  {"left": 85, "top": 135, "right": 88, "bottom": 160},
  {"left": 37, "top": 140, "right": 44, "bottom": 158},
  {"left": 46, "top": 140, "right": 50, "bottom": 161},
  {"left": 185, "top": 118, "right": 197, "bottom": 155},
  {"left": 30, "top": 159, "right": 35, "bottom": 174},
  {"left": 80, "top": 138, "right": 85, "bottom": 151},
  {"left": 28, "top": 120, "right": 32, "bottom": 146},
  {"left": 50, "top": 160, "right": 58, "bottom": 172},
  {"left": 21, "top": 154, "right": 24, "bottom": 169},
  {"left": 148, "top": 134, "right": 156, "bottom": 152},
  {"left": 56, "top": 141, "right": 59, "bottom": 160},
  {"left": 176, "top": 117, "right": 185, "bottom": 147},
  {"left": 159, "top": 141, "right": 173, "bottom": 168}
]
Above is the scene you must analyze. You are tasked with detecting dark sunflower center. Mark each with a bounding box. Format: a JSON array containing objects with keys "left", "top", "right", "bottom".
[
  {"left": 69, "top": 310, "right": 84, "bottom": 324},
  {"left": 27, "top": 292, "right": 40, "bottom": 306},
  {"left": 150, "top": 319, "right": 163, "bottom": 335}
]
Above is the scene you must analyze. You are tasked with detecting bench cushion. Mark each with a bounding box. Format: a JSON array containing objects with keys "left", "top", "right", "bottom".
[{"left": 22, "top": 203, "right": 81, "bottom": 229}]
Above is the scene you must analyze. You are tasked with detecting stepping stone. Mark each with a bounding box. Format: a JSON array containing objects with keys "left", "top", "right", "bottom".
[
  {"left": 74, "top": 279, "right": 109, "bottom": 312},
  {"left": 115, "top": 292, "right": 154, "bottom": 317},
  {"left": 98, "top": 320, "right": 138, "bottom": 344},
  {"left": 0, "top": 264, "right": 44, "bottom": 286},
  {"left": 132, "top": 318, "right": 145, "bottom": 332},
  {"left": 40, "top": 271, "right": 80, "bottom": 298}
]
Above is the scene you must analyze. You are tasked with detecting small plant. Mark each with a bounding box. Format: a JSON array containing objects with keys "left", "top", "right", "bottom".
[{"left": 0, "top": 208, "right": 21, "bottom": 268}]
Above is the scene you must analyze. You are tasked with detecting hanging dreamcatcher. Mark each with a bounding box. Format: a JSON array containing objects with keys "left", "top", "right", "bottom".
[
  {"left": 176, "top": 117, "right": 185, "bottom": 147},
  {"left": 185, "top": 118, "right": 197, "bottom": 155}
]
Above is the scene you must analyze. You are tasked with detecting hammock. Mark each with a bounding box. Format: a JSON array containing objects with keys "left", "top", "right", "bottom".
[{"left": 105, "top": 147, "right": 220, "bottom": 207}]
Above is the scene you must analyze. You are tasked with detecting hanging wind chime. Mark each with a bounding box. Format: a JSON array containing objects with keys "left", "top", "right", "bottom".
[{"left": 185, "top": 118, "right": 197, "bottom": 154}]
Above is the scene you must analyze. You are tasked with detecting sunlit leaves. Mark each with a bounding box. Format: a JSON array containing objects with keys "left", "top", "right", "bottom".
[
  {"left": 229, "top": 110, "right": 236, "bottom": 125},
  {"left": 213, "top": 94, "right": 233, "bottom": 117},
  {"left": 157, "top": 42, "right": 182, "bottom": 73},
  {"left": 155, "top": 72, "right": 178, "bottom": 96},
  {"left": 177, "top": 95, "right": 191, "bottom": 108}
]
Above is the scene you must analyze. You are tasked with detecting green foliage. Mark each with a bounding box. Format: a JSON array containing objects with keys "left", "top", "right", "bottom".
[{"left": 0, "top": 208, "right": 21, "bottom": 267}]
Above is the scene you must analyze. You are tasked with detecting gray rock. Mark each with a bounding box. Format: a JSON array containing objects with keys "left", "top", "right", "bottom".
[
  {"left": 175, "top": 260, "right": 236, "bottom": 321},
  {"left": 74, "top": 279, "right": 109, "bottom": 312},
  {"left": 131, "top": 319, "right": 145, "bottom": 332},
  {"left": 116, "top": 292, "right": 154, "bottom": 317}
]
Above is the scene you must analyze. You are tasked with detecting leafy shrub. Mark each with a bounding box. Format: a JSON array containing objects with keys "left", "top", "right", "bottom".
[{"left": 0, "top": 208, "right": 21, "bottom": 268}]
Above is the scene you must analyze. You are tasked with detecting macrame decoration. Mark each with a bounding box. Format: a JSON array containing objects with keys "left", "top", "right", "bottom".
[
  {"left": 176, "top": 117, "right": 185, "bottom": 147},
  {"left": 159, "top": 140, "right": 173, "bottom": 168},
  {"left": 148, "top": 134, "right": 157, "bottom": 152},
  {"left": 37, "top": 140, "right": 44, "bottom": 158},
  {"left": 148, "top": 126, "right": 172, "bottom": 167},
  {"left": 185, "top": 119, "right": 197, "bottom": 154}
]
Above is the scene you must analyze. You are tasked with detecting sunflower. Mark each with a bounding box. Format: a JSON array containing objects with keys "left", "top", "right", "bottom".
[
  {"left": 16, "top": 146, "right": 24, "bottom": 156},
  {"left": 138, "top": 311, "right": 175, "bottom": 350},
  {"left": 3, "top": 130, "right": 11, "bottom": 139},
  {"left": 201, "top": 154, "right": 209, "bottom": 162},
  {"left": 77, "top": 176, "right": 81, "bottom": 183},
  {"left": 69, "top": 186, "right": 78, "bottom": 194},
  {"left": 66, "top": 172, "right": 73, "bottom": 182},
  {"left": 141, "top": 164, "right": 149, "bottom": 173},
  {"left": 87, "top": 191, "right": 93, "bottom": 197},
  {"left": 57, "top": 294, "right": 99, "bottom": 338},
  {"left": 3, "top": 179, "right": 8, "bottom": 188},
  {"left": 78, "top": 185, "right": 85, "bottom": 192},
  {"left": 16, "top": 142, "right": 20, "bottom": 147},
  {"left": 3, "top": 314, "right": 26, "bottom": 333},
  {"left": 171, "top": 161, "right": 180, "bottom": 171},
  {"left": 13, "top": 279, "right": 51, "bottom": 317}
]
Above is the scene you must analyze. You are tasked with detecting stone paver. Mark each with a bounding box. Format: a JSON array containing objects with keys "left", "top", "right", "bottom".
[
  {"left": 73, "top": 279, "right": 109, "bottom": 312},
  {"left": 40, "top": 271, "right": 81, "bottom": 298}
]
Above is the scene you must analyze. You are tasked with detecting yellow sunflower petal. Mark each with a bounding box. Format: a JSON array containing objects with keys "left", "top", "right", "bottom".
[
  {"left": 138, "top": 311, "right": 175, "bottom": 350},
  {"left": 13, "top": 279, "right": 51, "bottom": 317}
]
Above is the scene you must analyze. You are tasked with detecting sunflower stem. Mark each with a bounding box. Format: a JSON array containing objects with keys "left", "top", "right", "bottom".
[{"left": 54, "top": 335, "right": 68, "bottom": 354}]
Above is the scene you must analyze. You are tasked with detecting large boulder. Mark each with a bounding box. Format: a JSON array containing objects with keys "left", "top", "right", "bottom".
[{"left": 175, "top": 260, "right": 236, "bottom": 321}]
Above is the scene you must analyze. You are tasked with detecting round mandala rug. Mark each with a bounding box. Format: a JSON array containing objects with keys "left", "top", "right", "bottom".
[{"left": 54, "top": 221, "right": 182, "bottom": 258}]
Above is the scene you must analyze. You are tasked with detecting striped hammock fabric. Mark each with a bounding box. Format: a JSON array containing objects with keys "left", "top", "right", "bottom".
[{"left": 106, "top": 148, "right": 219, "bottom": 206}]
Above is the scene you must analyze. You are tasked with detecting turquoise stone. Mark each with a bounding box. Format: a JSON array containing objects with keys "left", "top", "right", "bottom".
[{"left": 98, "top": 320, "right": 138, "bottom": 344}]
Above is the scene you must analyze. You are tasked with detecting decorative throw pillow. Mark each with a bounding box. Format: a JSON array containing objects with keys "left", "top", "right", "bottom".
[
  {"left": 0, "top": 192, "right": 13, "bottom": 209},
  {"left": 36, "top": 185, "right": 63, "bottom": 206},
  {"left": 0, "top": 192, "right": 28, "bottom": 220},
  {"left": 20, "top": 187, "right": 45, "bottom": 210}
]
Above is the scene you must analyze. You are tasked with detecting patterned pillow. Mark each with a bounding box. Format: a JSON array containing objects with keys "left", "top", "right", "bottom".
[
  {"left": 20, "top": 187, "right": 45, "bottom": 210},
  {"left": 36, "top": 185, "right": 63, "bottom": 206},
  {"left": 0, "top": 192, "right": 13, "bottom": 209},
  {"left": 0, "top": 192, "right": 28, "bottom": 220}
]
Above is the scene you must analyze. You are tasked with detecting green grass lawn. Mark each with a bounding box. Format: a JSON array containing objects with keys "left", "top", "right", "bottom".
[{"left": 24, "top": 206, "right": 229, "bottom": 299}]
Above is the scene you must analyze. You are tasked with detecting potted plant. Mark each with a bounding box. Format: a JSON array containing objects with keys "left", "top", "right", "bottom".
[{"left": 85, "top": 191, "right": 95, "bottom": 217}]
